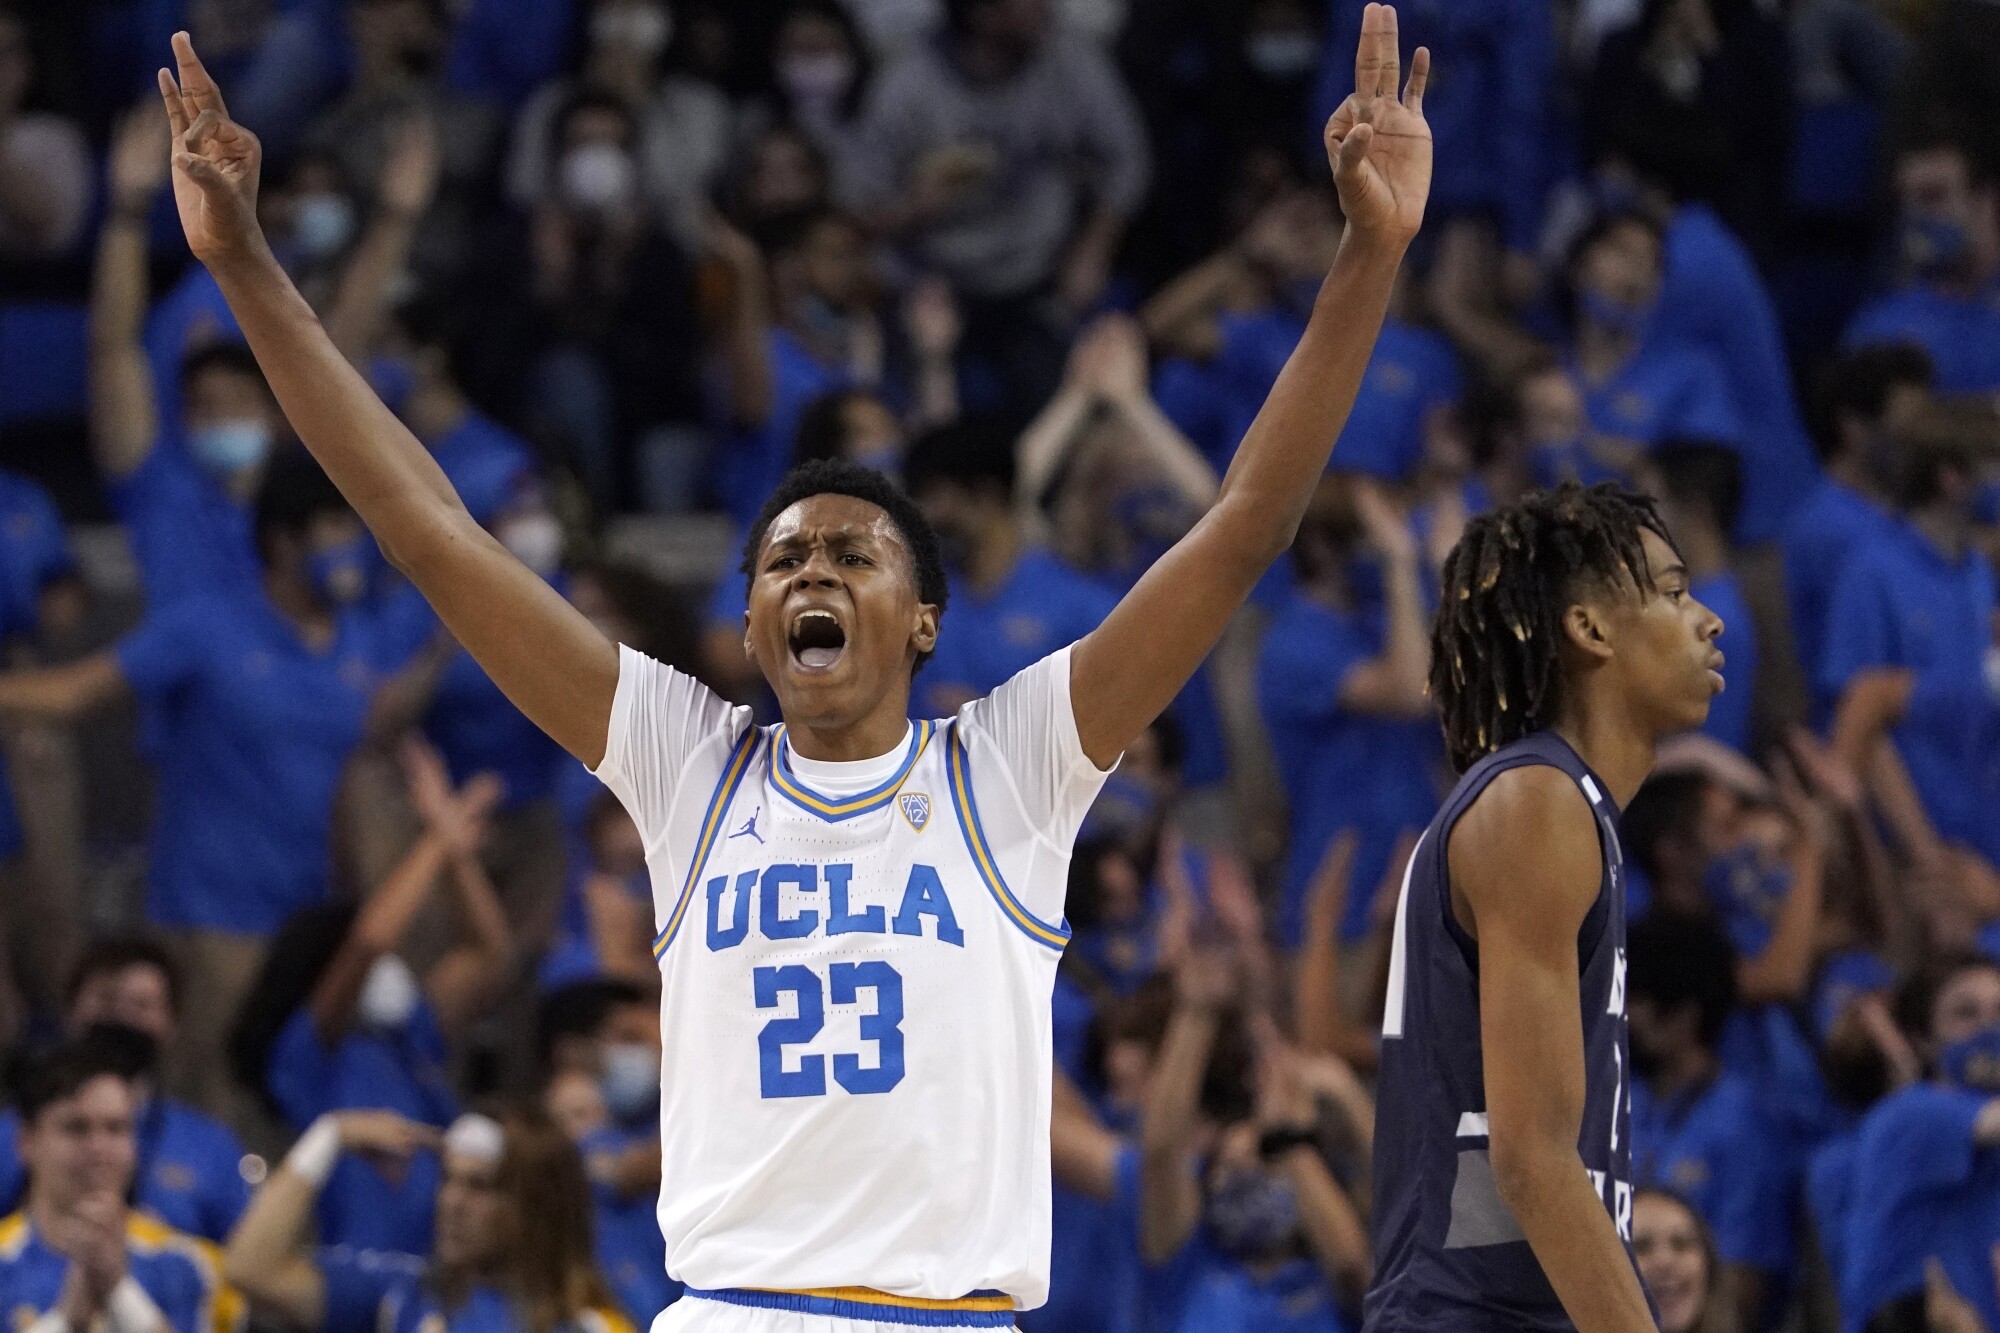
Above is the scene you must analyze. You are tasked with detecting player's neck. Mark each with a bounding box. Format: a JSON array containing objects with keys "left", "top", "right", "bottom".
[
  {"left": 1550, "top": 703, "right": 1654, "bottom": 810},
  {"left": 781, "top": 702, "right": 914, "bottom": 763}
]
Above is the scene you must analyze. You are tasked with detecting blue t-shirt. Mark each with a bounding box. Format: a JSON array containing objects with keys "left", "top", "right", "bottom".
[
  {"left": 1807, "top": 1131, "right": 1858, "bottom": 1299},
  {"left": 1173, "top": 1258, "right": 1348, "bottom": 1333},
  {"left": 1844, "top": 285, "right": 2000, "bottom": 395},
  {"left": 579, "top": 1125, "right": 679, "bottom": 1326},
  {"left": 107, "top": 446, "right": 261, "bottom": 608},
  {"left": 1652, "top": 205, "right": 1819, "bottom": 544},
  {"left": 1257, "top": 587, "right": 1440, "bottom": 945},
  {"left": 116, "top": 593, "right": 382, "bottom": 933},
  {"left": 320, "top": 1247, "right": 634, "bottom": 1333},
  {"left": 1692, "top": 571, "right": 1756, "bottom": 754},
  {"left": 1327, "top": 320, "right": 1462, "bottom": 483},
  {"left": 1818, "top": 522, "right": 1998, "bottom": 852},
  {"left": 1629, "top": 1073, "right": 1791, "bottom": 1274},
  {"left": 1841, "top": 1084, "right": 2000, "bottom": 1333},
  {"left": 917, "top": 549, "right": 1117, "bottom": 718},
  {"left": 0, "top": 1100, "right": 248, "bottom": 1242},
  {"left": 713, "top": 329, "right": 854, "bottom": 528},
  {"left": 1573, "top": 344, "right": 1742, "bottom": 453},
  {"left": 0, "top": 1212, "right": 242, "bottom": 1333},
  {"left": 267, "top": 1004, "right": 457, "bottom": 1253},
  {"left": 1780, "top": 478, "right": 1896, "bottom": 721},
  {"left": 427, "top": 411, "right": 535, "bottom": 527}
]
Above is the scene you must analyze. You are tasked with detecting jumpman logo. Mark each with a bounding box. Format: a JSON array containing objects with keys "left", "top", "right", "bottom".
[{"left": 728, "top": 808, "right": 765, "bottom": 845}]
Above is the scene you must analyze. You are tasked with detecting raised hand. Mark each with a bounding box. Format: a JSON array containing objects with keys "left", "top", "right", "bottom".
[
  {"left": 1324, "top": 4, "right": 1431, "bottom": 246},
  {"left": 157, "top": 32, "right": 265, "bottom": 264},
  {"left": 108, "top": 103, "right": 170, "bottom": 214}
]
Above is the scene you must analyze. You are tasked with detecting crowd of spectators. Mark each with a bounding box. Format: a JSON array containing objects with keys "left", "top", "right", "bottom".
[{"left": 0, "top": 0, "right": 1998, "bottom": 1331}]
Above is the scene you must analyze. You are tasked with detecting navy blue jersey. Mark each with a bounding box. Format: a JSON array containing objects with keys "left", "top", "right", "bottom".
[{"left": 1363, "top": 731, "right": 1636, "bottom": 1331}]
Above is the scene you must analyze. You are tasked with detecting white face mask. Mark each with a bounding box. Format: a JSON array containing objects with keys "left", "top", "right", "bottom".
[
  {"left": 498, "top": 512, "right": 564, "bottom": 576},
  {"left": 293, "top": 192, "right": 356, "bottom": 259},
  {"left": 560, "top": 143, "right": 638, "bottom": 212},
  {"left": 599, "top": 1041, "right": 661, "bottom": 1120},
  {"left": 357, "top": 954, "right": 421, "bottom": 1031}
]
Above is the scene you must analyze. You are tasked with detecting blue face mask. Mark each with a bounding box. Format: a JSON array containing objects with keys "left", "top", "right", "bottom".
[
  {"left": 1939, "top": 1024, "right": 2000, "bottom": 1092},
  {"left": 1206, "top": 1170, "right": 1300, "bottom": 1260},
  {"left": 1579, "top": 289, "right": 1654, "bottom": 340},
  {"left": 188, "top": 419, "right": 273, "bottom": 477},
  {"left": 370, "top": 355, "right": 419, "bottom": 417},
  {"left": 307, "top": 534, "right": 371, "bottom": 605},
  {"left": 1903, "top": 214, "right": 1969, "bottom": 279}
]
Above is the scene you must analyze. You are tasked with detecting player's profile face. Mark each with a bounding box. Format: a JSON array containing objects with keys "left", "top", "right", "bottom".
[
  {"left": 746, "top": 493, "right": 937, "bottom": 724},
  {"left": 1603, "top": 528, "right": 1725, "bottom": 735}
]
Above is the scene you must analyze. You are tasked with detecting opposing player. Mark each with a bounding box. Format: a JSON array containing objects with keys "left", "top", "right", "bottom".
[
  {"left": 154, "top": 6, "right": 1430, "bottom": 1329},
  {"left": 1363, "top": 485, "right": 1725, "bottom": 1331}
]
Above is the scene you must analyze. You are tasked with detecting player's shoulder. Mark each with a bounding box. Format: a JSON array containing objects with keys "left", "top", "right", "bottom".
[{"left": 1447, "top": 762, "right": 1600, "bottom": 911}]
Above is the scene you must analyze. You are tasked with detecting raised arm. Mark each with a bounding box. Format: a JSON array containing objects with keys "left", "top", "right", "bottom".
[
  {"left": 1456, "top": 767, "right": 1655, "bottom": 1333},
  {"left": 321, "top": 114, "right": 439, "bottom": 364},
  {"left": 90, "top": 107, "right": 171, "bottom": 482},
  {"left": 1068, "top": 3, "right": 1430, "bottom": 768},
  {"left": 1138, "top": 947, "right": 1234, "bottom": 1264},
  {"left": 156, "top": 35, "right": 619, "bottom": 766}
]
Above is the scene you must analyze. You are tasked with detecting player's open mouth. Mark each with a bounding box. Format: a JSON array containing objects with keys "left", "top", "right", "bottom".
[{"left": 789, "top": 609, "right": 848, "bottom": 672}]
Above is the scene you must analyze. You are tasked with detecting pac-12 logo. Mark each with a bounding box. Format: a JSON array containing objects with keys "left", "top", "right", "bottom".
[{"left": 899, "top": 791, "right": 932, "bottom": 831}]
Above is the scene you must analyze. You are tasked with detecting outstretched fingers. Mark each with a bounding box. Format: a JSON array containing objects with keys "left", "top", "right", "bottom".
[
  {"left": 1403, "top": 45, "right": 1430, "bottom": 114},
  {"left": 156, "top": 67, "right": 189, "bottom": 137},
  {"left": 170, "top": 31, "right": 230, "bottom": 120},
  {"left": 1353, "top": 3, "right": 1387, "bottom": 101},
  {"left": 1373, "top": 4, "right": 1399, "bottom": 100}
]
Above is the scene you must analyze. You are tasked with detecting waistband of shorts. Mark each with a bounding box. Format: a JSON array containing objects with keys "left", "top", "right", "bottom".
[{"left": 684, "top": 1287, "right": 1016, "bottom": 1326}]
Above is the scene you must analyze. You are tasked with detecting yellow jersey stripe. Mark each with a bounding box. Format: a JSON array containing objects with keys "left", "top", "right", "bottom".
[
  {"left": 654, "top": 728, "right": 762, "bottom": 957},
  {"left": 751, "top": 1287, "right": 1014, "bottom": 1312},
  {"left": 769, "top": 722, "right": 934, "bottom": 819},
  {"left": 945, "top": 725, "right": 1068, "bottom": 950}
]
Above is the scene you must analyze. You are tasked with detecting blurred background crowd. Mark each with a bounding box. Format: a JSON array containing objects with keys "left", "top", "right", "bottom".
[{"left": 0, "top": 0, "right": 1998, "bottom": 1330}]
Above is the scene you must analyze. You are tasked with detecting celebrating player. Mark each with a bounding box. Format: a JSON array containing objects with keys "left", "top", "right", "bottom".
[
  {"left": 1364, "top": 485, "right": 1725, "bottom": 1331},
  {"left": 153, "top": 6, "right": 1430, "bottom": 1327}
]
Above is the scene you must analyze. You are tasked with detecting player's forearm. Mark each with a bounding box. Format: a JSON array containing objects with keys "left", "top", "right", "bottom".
[
  {"left": 1494, "top": 1151, "right": 1654, "bottom": 1333},
  {"left": 1210, "top": 229, "right": 1405, "bottom": 568},
  {"left": 202, "top": 243, "right": 472, "bottom": 553},
  {"left": 88, "top": 214, "right": 160, "bottom": 475}
]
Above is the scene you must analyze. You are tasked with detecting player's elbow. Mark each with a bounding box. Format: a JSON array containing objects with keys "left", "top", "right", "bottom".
[{"left": 1486, "top": 1130, "right": 1571, "bottom": 1220}]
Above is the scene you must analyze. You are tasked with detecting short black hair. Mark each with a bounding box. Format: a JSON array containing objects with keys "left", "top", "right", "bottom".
[
  {"left": 1809, "top": 343, "right": 1934, "bottom": 463},
  {"left": 13, "top": 1032, "right": 141, "bottom": 1127},
  {"left": 1627, "top": 911, "right": 1738, "bottom": 1050},
  {"left": 901, "top": 412, "right": 1018, "bottom": 499},
  {"left": 65, "top": 936, "right": 179, "bottom": 1018},
  {"left": 253, "top": 448, "right": 354, "bottom": 566},
  {"left": 1619, "top": 770, "right": 1712, "bottom": 884},
  {"left": 1894, "top": 952, "right": 2000, "bottom": 1044},
  {"left": 178, "top": 340, "right": 266, "bottom": 393},
  {"left": 1649, "top": 440, "right": 1742, "bottom": 538},
  {"left": 1430, "top": 483, "right": 1676, "bottom": 773},
  {"left": 536, "top": 978, "right": 649, "bottom": 1075},
  {"left": 738, "top": 458, "right": 950, "bottom": 671}
]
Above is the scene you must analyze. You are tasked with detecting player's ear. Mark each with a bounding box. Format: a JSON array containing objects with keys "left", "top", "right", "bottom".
[
  {"left": 1560, "top": 600, "right": 1614, "bottom": 664},
  {"left": 741, "top": 609, "right": 755, "bottom": 664},
  {"left": 912, "top": 601, "right": 940, "bottom": 656}
]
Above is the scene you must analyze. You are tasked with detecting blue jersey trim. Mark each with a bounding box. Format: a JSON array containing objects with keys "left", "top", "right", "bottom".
[
  {"left": 653, "top": 727, "right": 764, "bottom": 958},
  {"left": 942, "top": 722, "right": 1069, "bottom": 951},
  {"left": 684, "top": 1287, "right": 1016, "bottom": 1326},
  {"left": 769, "top": 721, "right": 934, "bottom": 821}
]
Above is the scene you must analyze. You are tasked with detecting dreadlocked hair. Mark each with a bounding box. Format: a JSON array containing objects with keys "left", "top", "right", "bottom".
[{"left": 1430, "top": 482, "right": 1673, "bottom": 774}]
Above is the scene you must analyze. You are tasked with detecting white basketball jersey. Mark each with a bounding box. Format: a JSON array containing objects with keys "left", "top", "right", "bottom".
[{"left": 591, "top": 645, "right": 1112, "bottom": 1310}]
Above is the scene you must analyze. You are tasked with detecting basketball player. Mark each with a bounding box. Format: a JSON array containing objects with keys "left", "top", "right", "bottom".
[
  {"left": 154, "top": 7, "right": 1431, "bottom": 1329},
  {"left": 1363, "top": 485, "right": 1725, "bottom": 1331}
]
